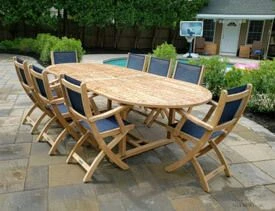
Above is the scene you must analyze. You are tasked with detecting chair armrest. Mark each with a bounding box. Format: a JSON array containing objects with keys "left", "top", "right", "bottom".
[
  {"left": 50, "top": 83, "right": 60, "bottom": 89},
  {"left": 89, "top": 105, "right": 131, "bottom": 122},
  {"left": 50, "top": 97, "right": 64, "bottom": 105},
  {"left": 49, "top": 78, "right": 59, "bottom": 85},
  {"left": 176, "top": 109, "right": 213, "bottom": 131},
  {"left": 207, "top": 100, "right": 218, "bottom": 107}
]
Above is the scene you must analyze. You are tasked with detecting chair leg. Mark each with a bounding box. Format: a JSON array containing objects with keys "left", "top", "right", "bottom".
[
  {"left": 83, "top": 132, "right": 129, "bottom": 182},
  {"left": 31, "top": 112, "right": 47, "bottom": 134},
  {"left": 191, "top": 157, "right": 210, "bottom": 192},
  {"left": 83, "top": 150, "right": 105, "bottom": 182},
  {"left": 99, "top": 133, "right": 129, "bottom": 170},
  {"left": 165, "top": 138, "right": 202, "bottom": 172},
  {"left": 22, "top": 104, "right": 37, "bottom": 125},
  {"left": 48, "top": 128, "right": 68, "bottom": 155},
  {"left": 66, "top": 132, "right": 90, "bottom": 164},
  {"left": 36, "top": 116, "right": 57, "bottom": 142},
  {"left": 209, "top": 140, "right": 231, "bottom": 177}
]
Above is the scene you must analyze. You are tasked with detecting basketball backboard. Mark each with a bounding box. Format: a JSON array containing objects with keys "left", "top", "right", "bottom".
[{"left": 180, "top": 21, "right": 203, "bottom": 37}]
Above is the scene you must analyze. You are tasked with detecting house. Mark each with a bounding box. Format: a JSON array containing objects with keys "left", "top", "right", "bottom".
[{"left": 195, "top": 0, "right": 275, "bottom": 58}]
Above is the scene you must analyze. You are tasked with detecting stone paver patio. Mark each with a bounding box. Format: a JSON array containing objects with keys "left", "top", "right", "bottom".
[{"left": 0, "top": 54, "right": 275, "bottom": 211}]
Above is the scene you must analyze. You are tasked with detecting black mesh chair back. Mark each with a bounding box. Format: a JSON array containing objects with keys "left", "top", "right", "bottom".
[
  {"left": 173, "top": 62, "right": 204, "bottom": 84},
  {"left": 51, "top": 51, "right": 78, "bottom": 65},
  {"left": 126, "top": 53, "right": 146, "bottom": 71},
  {"left": 147, "top": 57, "right": 171, "bottom": 77}
]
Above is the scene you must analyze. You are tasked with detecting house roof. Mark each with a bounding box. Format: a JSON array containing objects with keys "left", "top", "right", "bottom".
[{"left": 197, "top": 0, "right": 275, "bottom": 20}]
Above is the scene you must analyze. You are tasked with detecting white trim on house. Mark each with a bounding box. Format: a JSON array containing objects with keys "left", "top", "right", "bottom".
[{"left": 197, "top": 14, "right": 275, "bottom": 20}]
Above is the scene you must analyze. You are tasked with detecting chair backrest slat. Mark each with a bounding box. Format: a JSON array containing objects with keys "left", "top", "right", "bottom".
[
  {"left": 51, "top": 51, "right": 78, "bottom": 65},
  {"left": 14, "top": 57, "right": 30, "bottom": 86},
  {"left": 31, "top": 65, "right": 48, "bottom": 98},
  {"left": 173, "top": 62, "right": 204, "bottom": 84},
  {"left": 147, "top": 57, "right": 171, "bottom": 77},
  {"left": 218, "top": 85, "right": 248, "bottom": 125},
  {"left": 63, "top": 75, "right": 86, "bottom": 117},
  {"left": 126, "top": 53, "right": 146, "bottom": 71}
]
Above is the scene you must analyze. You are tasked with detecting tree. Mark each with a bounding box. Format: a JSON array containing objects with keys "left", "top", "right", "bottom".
[{"left": 0, "top": 0, "right": 56, "bottom": 36}]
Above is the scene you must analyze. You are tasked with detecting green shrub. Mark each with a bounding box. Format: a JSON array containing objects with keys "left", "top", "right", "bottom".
[
  {"left": 35, "top": 34, "right": 58, "bottom": 54},
  {"left": 18, "top": 38, "right": 37, "bottom": 53},
  {"left": 36, "top": 34, "right": 60, "bottom": 63},
  {"left": 51, "top": 37, "right": 85, "bottom": 62},
  {"left": 153, "top": 42, "right": 177, "bottom": 61},
  {"left": 224, "top": 67, "right": 245, "bottom": 89},
  {"left": 221, "top": 60, "right": 275, "bottom": 113},
  {"left": 0, "top": 34, "right": 85, "bottom": 65},
  {"left": 190, "top": 56, "right": 227, "bottom": 98},
  {"left": 244, "top": 60, "right": 275, "bottom": 113},
  {"left": 0, "top": 39, "right": 22, "bottom": 51}
]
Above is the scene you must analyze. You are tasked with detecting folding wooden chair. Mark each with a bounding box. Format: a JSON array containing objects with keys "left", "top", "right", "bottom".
[
  {"left": 13, "top": 57, "right": 50, "bottom": 134},
  {"left": 142, "top": 57, "right": 172, "bottom": 124},
  {"left": 51, "top": 51, "right": 78, "bottom": 65},
  {"left": 29, "top": 65, "right": 78, "bottom": 154},
  {"left": 60, "top": 74, "right": 135, "bottom": 182},
  {"left": 126, "top": 53, "right": 148, "bottom": 71},
  {"left": 165, "top": 84, "right": 252, "bottom": 192},
  {"left": 145, "top": 62, "right": 205, "bottom": 127}
]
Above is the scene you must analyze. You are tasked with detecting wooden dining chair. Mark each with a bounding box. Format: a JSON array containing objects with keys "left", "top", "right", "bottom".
[
  {"left": 126, "top": 53, "right": 148, "bottom": 71},
  {"left": 29, "top": 64, "right": 79, "bottom": 154},
  {"left": 172, "top": 62, "right": 204, "bottom": 84},
  {"left": 143, "top": 57, "right": 172, "bottom": 124},
  {"left": 165, "top": 84, "right": 252, "bottom": 192},
  {"left": 51, "top": 51, "right": 78, "bottom": 65},
  {"left": 60, "top": 74, "right": 135, "bottom": 182},
  {"left": 145, "top": 62, "right": 205, "bottom": 127},
  {"left": 13, "top": 57, "right": 50, "bottom": 134}
]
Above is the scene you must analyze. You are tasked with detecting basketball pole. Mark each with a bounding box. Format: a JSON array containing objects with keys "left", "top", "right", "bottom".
[{"left": 186, "top": 36, "right": 194, "bottom": 58}]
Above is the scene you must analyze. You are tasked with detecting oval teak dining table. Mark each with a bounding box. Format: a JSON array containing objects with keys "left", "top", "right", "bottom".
[
  {"left": 47, "top": 63, "right": 212, "bottom": 158},
  {"left": 47, "top": 63, "right": 212, "bottom": 109}
]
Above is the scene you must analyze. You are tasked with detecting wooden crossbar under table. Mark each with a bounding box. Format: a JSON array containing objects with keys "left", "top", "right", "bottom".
[{"left": 47, "top": 63, "right": 212, "bottom": 158}]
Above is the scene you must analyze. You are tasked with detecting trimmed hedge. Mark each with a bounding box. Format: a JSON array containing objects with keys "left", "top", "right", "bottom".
[{"left": 0, "top": 34, "right": 85, "bottom": 65}]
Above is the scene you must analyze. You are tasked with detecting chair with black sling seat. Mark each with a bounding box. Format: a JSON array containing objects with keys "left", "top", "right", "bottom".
[
  {"left": 13, "top": 57, "right": 51, "bottom": 134},
  {"left": 60, "top": 74, "right": 135, "bottom": 182},
  {"left": 29, "top": 64, "right": 81, "bottom": 154},
  {"left": 145, "top": 62, "right": 205, "bottom": 127},
  {"left": 165, "top": 84, "right": 252, "bottom": 192}
]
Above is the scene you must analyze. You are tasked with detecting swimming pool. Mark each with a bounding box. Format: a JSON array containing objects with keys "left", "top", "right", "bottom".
[{"left": 103, "top": 57, "right": 233, "bottom": 69}]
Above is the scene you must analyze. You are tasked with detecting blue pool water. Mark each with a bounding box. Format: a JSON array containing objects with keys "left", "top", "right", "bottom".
[{"left": 103, "top": 57, "right": 233, "bottom": 69}]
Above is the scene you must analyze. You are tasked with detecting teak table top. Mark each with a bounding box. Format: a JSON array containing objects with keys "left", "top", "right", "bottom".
[{"left": 47, "top": 63, "right": 212, "bottom": 108}]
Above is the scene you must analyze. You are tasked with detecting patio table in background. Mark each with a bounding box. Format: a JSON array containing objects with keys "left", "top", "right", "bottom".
[{"left": 47, "top": 63, "right": 212, "bottom": 159}]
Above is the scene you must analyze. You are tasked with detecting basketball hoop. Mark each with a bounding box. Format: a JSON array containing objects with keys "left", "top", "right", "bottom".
[{"left": 179, "top": 21, "right": 203, "bottom": 59}]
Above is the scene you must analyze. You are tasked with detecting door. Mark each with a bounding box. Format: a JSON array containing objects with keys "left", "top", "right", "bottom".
[{"left": 220, "top": 21, "right": 241, "bottom": 56}]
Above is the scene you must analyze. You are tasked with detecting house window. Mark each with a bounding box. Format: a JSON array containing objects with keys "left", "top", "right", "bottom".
[
  {"left": 247, "top": 20, "right": 264, "bottom": 44},
  {"left": 203, "top": 20, "right": 215, "bottom": 42}
]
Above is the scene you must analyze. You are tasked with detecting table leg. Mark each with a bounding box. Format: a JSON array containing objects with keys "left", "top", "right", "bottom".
[{"left": 167, "top": 108, "right": 175, "bottom": 138}]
